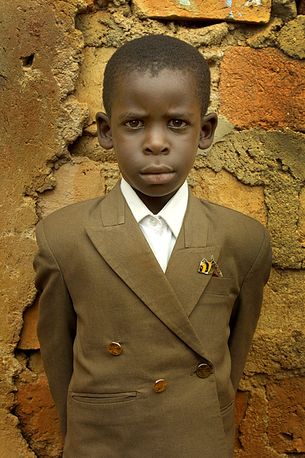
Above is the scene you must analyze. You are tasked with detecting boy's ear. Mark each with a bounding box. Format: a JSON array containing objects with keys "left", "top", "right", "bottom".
[
  {"left": 198, "top": 113, "right": 218, "bottom": 150},
  {"left": 96, "top": 112, "right": 113, "bottom": 150}
]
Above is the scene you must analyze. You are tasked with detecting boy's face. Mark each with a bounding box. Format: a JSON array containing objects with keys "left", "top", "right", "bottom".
[{"left": 97, "top": 69, "right": 217, "bottom": 212}]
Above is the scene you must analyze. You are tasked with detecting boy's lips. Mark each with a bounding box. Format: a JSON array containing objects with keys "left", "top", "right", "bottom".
[
  {"left": 140, "top": 164, "right": 174, "bottom": 174},
  {"left": 140, "top": 165, "right": 175, "bottom": 185}
]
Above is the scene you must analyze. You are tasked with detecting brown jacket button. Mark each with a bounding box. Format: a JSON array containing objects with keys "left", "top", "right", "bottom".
[
  {"left": 107, "top": 342, "right": 123, "bottom": 356},
  {"left": 195, "top": 362, "right": 213, "bottom": 378},
  {"left": 153, "top": 379, "right": 168, "bottom": 393}
]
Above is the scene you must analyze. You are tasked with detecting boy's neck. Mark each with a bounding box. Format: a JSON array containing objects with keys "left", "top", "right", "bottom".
[{"left": 134, "top": 189, "right": 178, "bottom": 214}]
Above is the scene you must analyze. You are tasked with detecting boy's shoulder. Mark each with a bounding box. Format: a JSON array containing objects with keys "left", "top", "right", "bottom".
[
  {"left": 36, "top": 196, "right": 104, "bottom": 242},
  {"left": 199, "top": 197, "right": 270, "bottom": 256},
  {"left": 201, "top": 198, "right": 265, "bottom": 230},
  {"left": 42, "top": 195, "right": 103, "bottom": 221}
]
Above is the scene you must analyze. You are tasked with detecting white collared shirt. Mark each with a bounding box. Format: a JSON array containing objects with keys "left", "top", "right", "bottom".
[{"left": 120, "top": 178, "right": 188, "bottom": 272}]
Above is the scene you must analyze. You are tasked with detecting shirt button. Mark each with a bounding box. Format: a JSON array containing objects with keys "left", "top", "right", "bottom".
[
  {"left": 107, "top": 342, "right": 123, "bottom": 356},
  {"left": 153, "top": 379, "right": 168, "bottom": 393},
  {"left": 195, "top": 362, "right": 213, "bottom": 378},
  {"left": 150, "top": 217, "right": 157, "bottom": 226}
]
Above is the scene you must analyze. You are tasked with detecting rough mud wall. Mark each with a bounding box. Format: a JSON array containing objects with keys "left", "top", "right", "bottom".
[
  {"left": 0, "top": 1, "right": 87, "bottom": 456},
  {"left": 1, "top": 0, "right": 305, "bottom": 456}
]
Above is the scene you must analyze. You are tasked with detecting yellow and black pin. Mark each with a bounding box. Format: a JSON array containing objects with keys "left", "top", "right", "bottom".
[{"left": 198, "top": 256, "right": 223, "bottom": 277}]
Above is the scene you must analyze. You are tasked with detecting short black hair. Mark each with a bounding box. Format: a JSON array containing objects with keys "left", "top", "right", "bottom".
[{"left": 102, "top": 34, "right": 211, "bottom": 116}]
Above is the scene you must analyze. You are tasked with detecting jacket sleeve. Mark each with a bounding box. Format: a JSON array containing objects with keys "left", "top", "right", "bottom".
[
  {"left": 34, "top": 219, "right": 76, "bottom": 435},
  {"left": 228, "top": 227, "right": 272, "bottom": 392}
]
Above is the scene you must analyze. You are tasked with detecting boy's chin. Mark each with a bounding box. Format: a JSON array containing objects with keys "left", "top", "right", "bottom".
[{"left": 134, "top": 186, "right": 180, "bottom": 201}]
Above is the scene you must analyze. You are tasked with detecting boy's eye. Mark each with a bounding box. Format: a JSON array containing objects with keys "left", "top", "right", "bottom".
[
  {"left": 125, "top": 120, "right": 143, "bottom": 129},
  {"left": 168, "top": 119, "right": 187, "bottom": 129}
]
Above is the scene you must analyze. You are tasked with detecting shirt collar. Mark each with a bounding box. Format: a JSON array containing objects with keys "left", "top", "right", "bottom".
[{"left": 120, "top": 178, "right": 188, "bottom": 238}]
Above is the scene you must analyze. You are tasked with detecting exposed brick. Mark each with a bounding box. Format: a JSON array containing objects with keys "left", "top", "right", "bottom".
[
  {"left": 133, "top": 0, "right": 271, "bottom": 23},
  {"left": 16, "top": 375, "right": 62, "bottom": 457},
  {"left": 219, "top": 47, "right": 305, "bottom": 130},
  {"left": 267, "top": 377, "right": 305, "bottom": 454},
  {"left": 235, "top": 391, "right": 250, "bottom": 449},
  {"left": 234, "top": 389, "right": 283, "bottom": 458},
  {"left": 236, "top": 389, "right": 269, "bottom": 456},
  {"left": 235, "top": 391, "right": 250, "bottom": 427},
  {"left": 18, "top": 298, "right": 40, "bottom": 351}
]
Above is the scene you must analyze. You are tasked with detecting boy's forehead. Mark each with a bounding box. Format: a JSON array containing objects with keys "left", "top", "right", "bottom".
[
  {"left": 115, "top": 68, "right": 199, "bottom": 94},
  {"left": 105, "top": 66, "right": 208, "bottom": 115},
  {"left": 112, "top": 70, "right": 199, "bottom": 111}
]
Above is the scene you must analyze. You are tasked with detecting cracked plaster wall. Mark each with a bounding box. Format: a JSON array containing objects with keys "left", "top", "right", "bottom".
[{"left": 1, "top": 0, "right": 305, "bottom": 456}]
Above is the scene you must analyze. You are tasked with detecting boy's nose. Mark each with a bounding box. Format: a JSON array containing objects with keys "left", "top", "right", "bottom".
[{"left": 143, "top": 126, "right": 169, "bottom": 155}]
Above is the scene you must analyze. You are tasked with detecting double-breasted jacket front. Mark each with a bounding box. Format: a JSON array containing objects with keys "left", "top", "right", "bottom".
[{"left": 34, "top": 183, "right": 271, "bottom": 458}]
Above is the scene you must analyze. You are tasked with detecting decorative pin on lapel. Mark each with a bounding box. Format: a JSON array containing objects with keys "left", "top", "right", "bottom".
[{"left": 198, "top": 256, "right": 223, "bottom": 277}]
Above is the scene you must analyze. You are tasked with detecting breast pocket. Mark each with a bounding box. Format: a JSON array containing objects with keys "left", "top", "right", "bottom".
[{"left": 204, "top": 277, "right": 235, "bottom": 297}]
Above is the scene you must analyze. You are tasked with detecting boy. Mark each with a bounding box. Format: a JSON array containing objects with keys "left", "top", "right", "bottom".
[{"left": 34, "top": 35, "right": 272, "bottom": 457}]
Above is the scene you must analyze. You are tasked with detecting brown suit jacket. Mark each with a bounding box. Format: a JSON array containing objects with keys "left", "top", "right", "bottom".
[{"left": 34, "top": 183, "right": 272, "bottom": 458}]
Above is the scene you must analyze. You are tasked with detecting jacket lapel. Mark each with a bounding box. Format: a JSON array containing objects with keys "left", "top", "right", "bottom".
[
  {"left": 166, "top": 193, "right": 220, "bottom": 317},
  {"left": 85, "top": 184, "right": 210, "bottom": 359}
]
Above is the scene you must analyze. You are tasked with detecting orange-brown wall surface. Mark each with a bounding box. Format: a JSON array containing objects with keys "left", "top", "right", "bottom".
[{"left": 1, "top": 1, "right": 305, "bottom": 456}]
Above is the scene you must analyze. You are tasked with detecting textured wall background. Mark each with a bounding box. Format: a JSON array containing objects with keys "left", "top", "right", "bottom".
[{"left": 1, "top": 0, "right": 305, "bottom": 456}]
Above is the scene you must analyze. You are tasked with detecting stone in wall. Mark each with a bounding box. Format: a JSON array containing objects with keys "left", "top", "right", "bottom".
[
  {"left": 175, "top": 23, "right": 229, "bottom": 48},
  {"left": 219, "top": 47, "right": 305, "bottom": 131},
  {"left": 133, "top": 0, "right": 271, "bottom": 23},
  {"left": 277, "top": 15, "right": 305, "bottom": 59},
  {"left": 246, "top": 17, "right": 284, "bottom": 48}
]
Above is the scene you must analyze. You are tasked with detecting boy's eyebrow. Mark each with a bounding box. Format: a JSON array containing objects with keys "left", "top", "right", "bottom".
[
  {"left": 118, "top": 111, "right": 146, "bottom": 121},
  {"left": 166, "top": 111, "right": 195, "bottom": 118},
  {"left": 118, "top": 111, "right": 196, "bottom": 121}
]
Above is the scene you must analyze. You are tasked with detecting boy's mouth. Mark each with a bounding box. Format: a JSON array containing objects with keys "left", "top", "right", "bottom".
[
  {"left": 140, "top": 165, "right": 175, "bottom": 185},
  {"left": 140, "top": 164, "right": 174, "bottom": 174}
]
